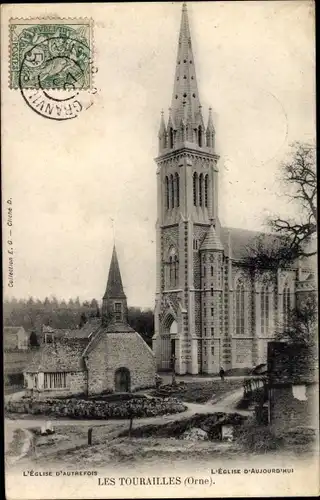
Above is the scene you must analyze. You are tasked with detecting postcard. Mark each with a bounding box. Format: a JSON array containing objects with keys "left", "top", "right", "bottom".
[{"left": 2, "top": 1, "right": 318, "bottom": 499}]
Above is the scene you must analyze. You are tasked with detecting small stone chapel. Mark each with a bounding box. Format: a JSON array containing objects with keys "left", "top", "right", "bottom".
[{"left": 24, "top": 246, "right": 156, "bottom": 397}]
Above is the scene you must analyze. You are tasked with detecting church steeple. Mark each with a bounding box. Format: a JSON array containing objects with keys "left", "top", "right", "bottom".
[
  {"left": 158, "top": 3, "right": 215, "bottom": 153},
  {"left": 171, "top": 3, "right": 202, "bottom": 126},
  {"left": 170, "top": 3, "right": 203, "bottom": 142},
  {"left": 102, "top": 246, "right": 128, "bottom": 323}
]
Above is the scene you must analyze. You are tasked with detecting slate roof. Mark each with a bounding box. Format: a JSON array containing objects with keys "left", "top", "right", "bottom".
[
  {"left": 25, "top": 338, "right": 88, "bottom": 373},
  {"left": 200, "top": 225, "right": 224, "bottom": 251},
  {"left": 64, "top": 318, "right": 101, "bottom": 339},
  {"left": 103, "top": 245, "right": 126, "bottom": 299},
  {"left": 220, "top": 226, "right": 263, "bottom": 260}
]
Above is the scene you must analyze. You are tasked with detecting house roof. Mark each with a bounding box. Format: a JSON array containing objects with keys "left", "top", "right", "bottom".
[{"left": 103, "top": 245, "right": 126, "bottom": 300}]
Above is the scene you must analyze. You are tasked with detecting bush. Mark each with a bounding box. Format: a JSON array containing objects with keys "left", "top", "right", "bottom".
[
  {"left": 236, "top": 422, "right": 283, "bottom": 452},
  {"left": 5, "top": 395, "right": 187, "bottom": 420}
]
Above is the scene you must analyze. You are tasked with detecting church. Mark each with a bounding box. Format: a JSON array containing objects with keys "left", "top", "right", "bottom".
[
  {"left": 24, "top": 246, "right": 156, "bottom": 397},
  {"left": 152, "top": 3, "right": 314, "bottom": 375}
]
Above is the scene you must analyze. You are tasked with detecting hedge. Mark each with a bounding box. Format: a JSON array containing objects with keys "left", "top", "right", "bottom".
[{"left": 5, "top": 396, "right": 187, "bottom": 419}]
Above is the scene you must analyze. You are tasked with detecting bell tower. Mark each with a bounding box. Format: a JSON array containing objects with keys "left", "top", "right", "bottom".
[{"left": 153, "top": 3, "right": 221, "bottom": 374}]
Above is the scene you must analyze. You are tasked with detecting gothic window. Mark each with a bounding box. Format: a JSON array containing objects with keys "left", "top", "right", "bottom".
[
  {"left": 211, "top": 286, "right": 213, "bottom": 297},
  {"left": 283, "top": 285, "right": 291, "bottom": 328},
  {"left": 203, "top": 266, "right": 206, "bottom": 278},
  {"left": 204, "top": 175, "right": 209, "bottom": 207},
  {"left": 169, "top": 256, "right": 173, "bottom": 284},
  {"left": 198, "top": 125, "right": 202, "bottom": 147},
  {"left": 211, "top": 265, "right": 214, "bottom": 277},
  {"left": 169, "top": 127, "right": 174, "bottom": 148},
  {"left": 235, "top": 280, "right": 245, "bottom": 335},
  {"left": 211, "top": 307, "right": 214, "bottom": 317},
  {"left": 165, "top": 176, "right": 169, "bottom": 210},
  {"left": 211, "top": 327, "right": 214, "bottom": 336},
  {"left": 260, "top": 286, "right": 270, "bottom": 334},
  {"left": 168, "top": 247, "right": 178, "bottom": 288},
  {"left": 170, "top": 174, "right": 174, "bottom": 208},
  {"left": 193, "top": 238, "right": 199, "bottom": 251},
  {"left": 174, "top": 255, "right": 179, "bottom": 286},
  {"left": 211, "top": 345, "right": 215, "bottom": 355},
  {"left": 193, "top": 172, "right": 198, "bottom": 206},
  {"left": 199, "top": 173, "right": 203, "bottom": 206},
  {"left": 175, "top": 173, "right": 180, "bottom": 207}
]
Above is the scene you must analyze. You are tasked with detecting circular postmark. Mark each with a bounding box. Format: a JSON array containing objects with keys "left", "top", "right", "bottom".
[{"left": 19, "top": 33, "right": 97, "bottom": 120}]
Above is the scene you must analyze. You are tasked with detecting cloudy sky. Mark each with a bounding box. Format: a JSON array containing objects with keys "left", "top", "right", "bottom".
[{"left": 2, "top": 1, "right": 315, "bottom": 307}]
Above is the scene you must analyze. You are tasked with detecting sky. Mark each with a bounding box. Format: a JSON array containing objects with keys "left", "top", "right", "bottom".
[{"left": 2, "top": 1, "right": 315, "bottom": 307}]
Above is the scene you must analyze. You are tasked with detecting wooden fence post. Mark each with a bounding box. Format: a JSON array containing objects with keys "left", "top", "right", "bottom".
[{"left": 88, "top": 427, "right": 92, "bottom": 446}]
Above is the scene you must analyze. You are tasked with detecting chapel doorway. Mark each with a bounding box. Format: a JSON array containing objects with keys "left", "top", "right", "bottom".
[{"left": 114, "top": 367, "right": 131, "bottom": 392}]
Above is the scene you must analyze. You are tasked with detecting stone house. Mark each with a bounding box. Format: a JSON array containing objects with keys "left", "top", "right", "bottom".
[
  {"left": 4, "top": 326, "right": 29, "bottom": 351},
  {"left": 267, "top": 341, "right": 318, "bottom": 434},
  {"left": 24, "top": 246, "right": 156, "bottom": 397}
]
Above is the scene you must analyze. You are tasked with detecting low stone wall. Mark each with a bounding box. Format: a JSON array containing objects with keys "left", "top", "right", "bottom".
[{"left": 5, "top": 396, "right": 187, "bottom": 419}]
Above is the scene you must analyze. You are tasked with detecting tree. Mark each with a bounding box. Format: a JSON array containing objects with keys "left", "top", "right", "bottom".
[
  {"left": 276, "top": 293, "right": 317, "bottom": 349},
  {"left": 243, "top": 142, "right": 316, "bottom": 275},
  {"left": 29, "top": 330, "right": 39, "bottom": 348},
  {"left": 79, "top": 312, "right": 87, "bottom": 328}
]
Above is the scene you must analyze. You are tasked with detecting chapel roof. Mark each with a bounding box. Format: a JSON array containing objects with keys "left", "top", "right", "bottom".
[{"left": 25, "top": 338, "right": 88, "bottom": 373}]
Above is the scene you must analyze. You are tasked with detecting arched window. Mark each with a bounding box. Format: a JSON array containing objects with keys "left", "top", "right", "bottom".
[
  {"left": 198, "top": 125, "right": 202, "bottom": 147},
  {"left": 193, "top": 172, "right": 198, "bottom": 206},
  {"left": 168, "top": 247, "right": 178, "bottom": 288},
  {"left": 165, "top": 176, "right": 169, "bottom": 210},
  {"left": 204, "top": 175, "right": 209, "bottom": 207},
  {"left": 235, "top": 280, "right": 245, "bottom": 335},
  {"left": 283, "top": 285, "right": 291, "bottom": 327},
  {"left": 169, "top": 127, "right": 174, "bottom": 148},
  {"left": 169, "top": 256, "right": 173, "bottom": 284},
  {"left": 261, "top": 286, "right": 270, "bottom": 334},
  {"left": 175, "top": 173, "right": 180, "bottom": 207},
  {"left": 174, "top": 255, "right": 179, "bottom": 286},
  {"left": 170, "top": 174, "right": 174, "bottom": 208},
  {"left": 199, "top": 173, "right": 203, "bottom": 206}
]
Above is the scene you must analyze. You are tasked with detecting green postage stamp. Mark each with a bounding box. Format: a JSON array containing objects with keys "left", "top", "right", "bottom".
[{"left": 9, "top": 19, "right": 93, "bottom": 90}]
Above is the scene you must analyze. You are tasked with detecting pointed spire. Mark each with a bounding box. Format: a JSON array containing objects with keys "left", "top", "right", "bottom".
[
  {"left": 200, "top": 224, "right": 224, "bottom": 251},
  {"left": 170, "top": 2, "right": 203, "bottom": 132},
  {"left": 206, "top": 107, "right": 215, "bottom": 148},
  {"left": 158, "top": 109, "right": 166, "bottom": 138},
  {"left": 103, "top": 246, "right": 126, "bottom": 299},
  {"left": 207, "top": 107, "right": 215, "bottom": 132}
]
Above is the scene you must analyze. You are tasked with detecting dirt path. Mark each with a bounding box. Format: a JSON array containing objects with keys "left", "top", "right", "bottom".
[{"left": 5, "top": 387, "right": 248, "bottom": 438}]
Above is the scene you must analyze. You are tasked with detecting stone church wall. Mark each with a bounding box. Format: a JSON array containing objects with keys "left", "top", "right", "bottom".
[{"left": 88, "top": 332, "right": 156, "bottom": 394}]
